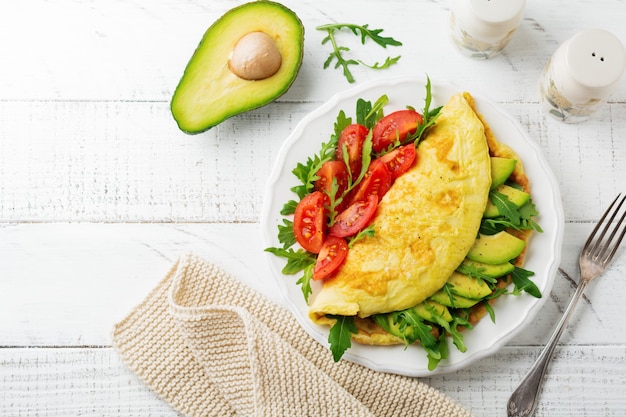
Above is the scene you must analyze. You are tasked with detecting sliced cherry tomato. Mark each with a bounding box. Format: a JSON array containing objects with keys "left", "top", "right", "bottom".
[
  {"left": 313, "top": 236, "right": 349, "bottom": 281},
  {"left": 329, "top": 194, "right": 378, "bottom": 238},
  {"left": 347, "top": 159, "right": 392, "bottom": 205},
  {"left": 293, "top": 191, "right": 326, "bottom": 253},
  {"left": 378, "top": 144, "right": 417, "bottom": 180},
  {"left": 372, "top": 109, "right": 423, "bottom": 153},
  {"left": 336, "top": 123, "right": 369, "bottom": 179},
  {"left": 314, "top": 160, "right": 349, "bottom": 212}
]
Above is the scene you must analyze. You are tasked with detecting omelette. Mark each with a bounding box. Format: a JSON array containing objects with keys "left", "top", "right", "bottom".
[{"left": 309, "top": 93, "right": 492, "bottom": 326}]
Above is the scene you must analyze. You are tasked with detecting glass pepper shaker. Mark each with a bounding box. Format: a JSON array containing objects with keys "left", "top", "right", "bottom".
[
  {"left": 449, "top": 0, "right": 525, "bottom": 59},
  {"left": 540, "top": 29, "right": 626, "bottom": 123}
]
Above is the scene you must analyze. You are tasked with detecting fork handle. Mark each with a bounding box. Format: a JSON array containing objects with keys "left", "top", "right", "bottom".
[{"left": 507, "top": 279, "right": 588, "bottom": 417}]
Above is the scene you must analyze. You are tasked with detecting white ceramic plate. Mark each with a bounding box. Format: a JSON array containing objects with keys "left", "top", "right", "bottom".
[{"left": 261, "top": 75, "right": 564, "bottom": 376}]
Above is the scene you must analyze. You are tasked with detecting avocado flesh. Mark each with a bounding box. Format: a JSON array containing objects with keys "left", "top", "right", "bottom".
[
  {"left": 171, "top": 1, "right": 304, "bottom": 133},
  {"left": 457, "top": 259, "right": 515, "bottom": 278},
  {"left": 484, "top": 184, "right": 531, "bottom": 218},
  {"left": 413, "top": 300, "right": 453, "bottom": 322},
  {"left": 490, "top": 157, "right": 517, "bottom": 190},
  {"left": 429, "top": 290, "right": 480, "bottom": 309},
  {"left": 446, "top": 271, "right": 492, "bottom": 299},
  {"left": 466, "top": 231, "right": 526, "bottom": 265}
]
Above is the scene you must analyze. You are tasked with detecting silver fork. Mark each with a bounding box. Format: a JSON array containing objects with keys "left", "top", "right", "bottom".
[{"left": 507, "top": 193, "right": 626, "bottom": 417}]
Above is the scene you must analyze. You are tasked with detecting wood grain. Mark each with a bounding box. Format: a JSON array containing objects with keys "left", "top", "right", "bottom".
[{"left": 1, "top": 0, "right": 626, "bottom": 415}]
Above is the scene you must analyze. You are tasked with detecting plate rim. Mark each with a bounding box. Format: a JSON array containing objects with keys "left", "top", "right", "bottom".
[{"left": 261, "top": 74, "right": 564, "bottom": 376}]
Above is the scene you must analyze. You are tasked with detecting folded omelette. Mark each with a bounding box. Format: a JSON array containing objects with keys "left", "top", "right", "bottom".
[{"left": 309, "top": 92, "right": 492, "bottom": 325}]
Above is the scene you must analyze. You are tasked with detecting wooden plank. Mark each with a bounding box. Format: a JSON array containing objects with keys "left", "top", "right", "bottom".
[
  {"left": 0, "top": 0, "right": 624, "bottom": 104},
  {"left": 1, "top": 222, "right": 625, "bottom": 348},
  {"left": 1, "top": 99, "right": 625, "bottom": 223},
  {"left": 1, "top": 346, "right": 624, "bottom": 416}
]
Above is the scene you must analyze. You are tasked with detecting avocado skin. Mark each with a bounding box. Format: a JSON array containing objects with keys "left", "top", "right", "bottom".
[{"left": 171, "top": 1, "right": 305, "bottom": 134}]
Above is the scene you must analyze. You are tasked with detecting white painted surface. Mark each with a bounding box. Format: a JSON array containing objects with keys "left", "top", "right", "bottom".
[{"left": 1, "top": 0, "right": 625, "bottom": 415}]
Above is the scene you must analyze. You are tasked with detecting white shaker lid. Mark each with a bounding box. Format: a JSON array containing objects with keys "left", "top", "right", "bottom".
[
  {"left": 566, "top": 29, "right": 626, "bottom": 93},
  {"left": 454, "top": 0, "right": 525, "bottom": 42},
  {"left": 548, "top": 29, "right": 626, "bottom": 105}
]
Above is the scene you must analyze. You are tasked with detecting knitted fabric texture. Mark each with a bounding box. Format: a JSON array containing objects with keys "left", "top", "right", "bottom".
[{"left": 112, "top": 253, "right": 473, "bottom": 417}]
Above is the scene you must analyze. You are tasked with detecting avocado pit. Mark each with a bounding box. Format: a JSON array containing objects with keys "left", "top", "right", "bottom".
[{"left": 229, "top": 31, "right": 282, "bottom": 80}]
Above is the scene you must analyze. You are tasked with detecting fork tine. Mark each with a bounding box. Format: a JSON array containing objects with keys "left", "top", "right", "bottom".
[
  {"left": 603, "top": 198, "right": 626, "bottom": 264},
  {"left": 584, "top": 193, "right": 626, "bottom": 264},
  {"left": 583, "top": 194, "right": 621, "bottom": 253}
]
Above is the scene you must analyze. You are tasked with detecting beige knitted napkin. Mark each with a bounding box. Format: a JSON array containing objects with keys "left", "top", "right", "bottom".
[{"left": 112, "top": 253, "right": 473, "bottom": 417}]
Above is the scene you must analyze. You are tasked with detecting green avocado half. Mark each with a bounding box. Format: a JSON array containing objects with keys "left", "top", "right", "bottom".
[{"left": 171, "top": 1, "right": 304, "bottom": 134}]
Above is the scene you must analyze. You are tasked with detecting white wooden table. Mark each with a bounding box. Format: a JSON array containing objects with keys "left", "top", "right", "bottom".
[{"left": 1, "top": 1, "right": 625, "bottom": 415}]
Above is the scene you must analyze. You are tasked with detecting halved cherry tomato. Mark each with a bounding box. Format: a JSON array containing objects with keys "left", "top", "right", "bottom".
[
  {"left": 314, "top": 160, "right": 349, "bottom": 212},
  {"left": 372, "top": 109, "right": 423, "bottom": 153},
  {"left": 336, "top": 123, "right": 369, "bottom": 179},
  {"left": 313, "top": 236, "right": 349, "bottom": 280},
  {"left": 329, "top": 194, "right": 378, "bottom": 238},
  {"left": 378, "top": 144, "right": 417, "bottom": 180},
  {"left": 293, "top": 191, "right": 326, "bottom": 253},
  {"left": 347, "top": 159, "right": 392, "bottom": 205}
]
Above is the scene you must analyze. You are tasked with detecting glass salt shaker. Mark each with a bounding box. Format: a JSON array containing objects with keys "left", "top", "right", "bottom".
[
  {"left": 449, "top": 0, "right": 525, "bottom": 59},
  {"left": 540, "top": 29, "right": 626, "bottom": 123}
]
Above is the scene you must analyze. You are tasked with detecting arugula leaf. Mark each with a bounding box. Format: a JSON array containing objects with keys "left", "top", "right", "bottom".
[
  {"left": 359, "top": 55, "right": 401, "bottom": 70},
  {"left": 519, "top": 200, "right": 543, "bottom": 232},
  {"left": 354, "top": 130, "right": 374, "bottom": 187},
  {"left": 389, "top": 309, "right": 444, "bottom": 368},
  {"left": 406, "top": 76, "right": 441, "bottom": 145},
  {"left": 448, "top": 316, "right": 472, "bottom": 352},
  {"left": 317, "top": 23, "right": 402, "bottom": 83},
  {"left": 428, "top": 336, "right": 449, "bottom": 371},
  {"left": 275, "top": 218, "right": 296, "bottom": 248},
  {"left": 320, "top": 28, "right": 358, "bottom": 83},
  {"left": 264, "top": 247, "right": 315, "bottom": 275},
  {"left": 327, "top": 314, "right": 358, "bottom": 362},
  {"left": 482, "top": 193, "right": 543, "bottom": 234},
  {"left": 290, "top": 124, "right": 343, "bottom": 200},
  {"left": 390, "top": 309, "right": 432, "bottom": 346},
  {"left": 348, "top": 224, "right": 375, "bottom": 248},
  {"left": 280, "top": 200, "right": 298, "bottom": 216},
  {"left": 297, "top": 264, "right": 315, "bottom": 302},
  {"left": 365, "top": 95, "right": 389, "bottom": 129},
  {"left": 511, "top": 267, "right": 542, "bottom": 298},
  {"left": 324, "top": 177, "right": 343, "bottom": 226},
  {"left": 490, "top": 190, "right": 521, "bottom": 225},
  {"left": 455, "top": 262, "right": 498, "bottom": 285},
  {"left": 356, "top": 98, "right": 372, "bottom": 126},
  {"left": 334, "top": 110, "right": 352, "bottom": 138}
]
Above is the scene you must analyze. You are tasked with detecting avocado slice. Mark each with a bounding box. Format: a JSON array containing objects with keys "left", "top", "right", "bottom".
[
  {"left": 372, "top": 310, "right": 429, "bottom": 345},
  {"left": 466, "top": 231, "right": 526, "bottom": 265},
  {"left": 413, "top": 300, "right": 453, "bottom": 322},
  {"left": 484, "top": 184, "right": 531, "bottom": 218},
  {"left": 457, "top": 258, "right": 515, "bottom": 278},
  {"left": 446, "top": 271, "right": 492, "bottom": 299},
  {"left": 430, "top": 289, "right": 481, "bottom": 309},
  {"left": 171, "top": 1, "right": 304, "bottom": 133},
  {"left": 490, "top": 157, "right": 517, "bottom": 190}
]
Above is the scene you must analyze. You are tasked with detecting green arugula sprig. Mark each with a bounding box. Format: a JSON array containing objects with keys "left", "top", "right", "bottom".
[
  {"left": 282, "top": 111, "right": 351, "bottom": 216},
  {"left": 409, "top": 77, "right": 442, "bottom": 144},
  {"left": 375, "top": 77, "right": 442, "bottom": 157},
  {"left": 317, "top": 23, "right": 402, "bottom": 83},
  {"left": 327, "top": 315, "right": 358, "bottom": 362},
  {"left": 480, "top": 190, "right": 543, "bottom": 235}
]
